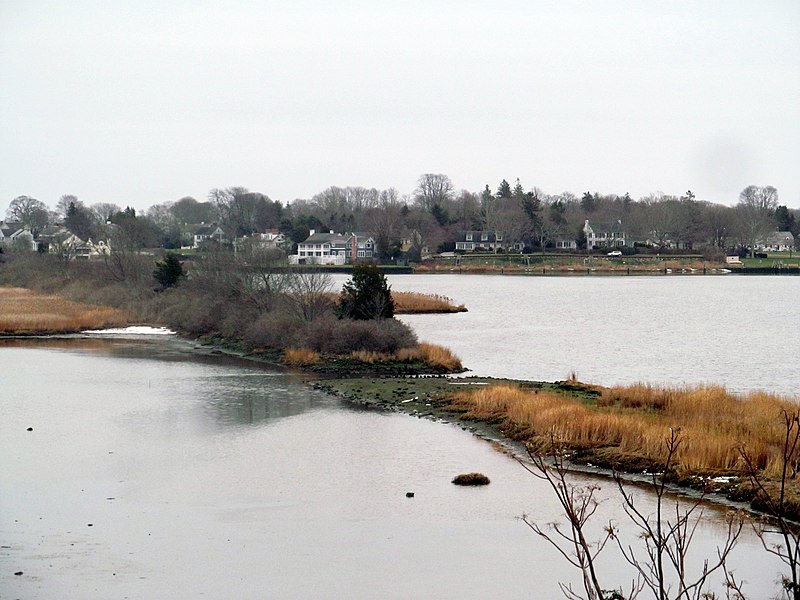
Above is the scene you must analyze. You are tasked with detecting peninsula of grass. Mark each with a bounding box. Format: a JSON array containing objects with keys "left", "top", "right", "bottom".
[
  {"left": 316, "top": 376, "right": 800, "bottom": 518},
  {"left": 391, "top": 291, "right": 467, "bottom": 313},
  {"left": 0, "top": 287, "right": 128, "bottom": 335}
]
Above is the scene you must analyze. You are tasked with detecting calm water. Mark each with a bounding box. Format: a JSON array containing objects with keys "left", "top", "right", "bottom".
[
  {"left": 0, "top": 336, "right": 784, "bottom": 599},
  {"left": 381, "top": 274, "right": 800, "bottom": 397}
]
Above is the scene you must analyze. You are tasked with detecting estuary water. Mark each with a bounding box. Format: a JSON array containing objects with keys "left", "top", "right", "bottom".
[
  {"left": 3, "top": 273, "right": 798, "bottom": 598},
  {"left": 384, "top": 274, "right": 800, "bottom": 397}
]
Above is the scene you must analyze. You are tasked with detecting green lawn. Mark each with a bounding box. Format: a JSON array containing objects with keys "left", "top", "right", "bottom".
[{"left": 740, "top": 252, "right": 800, "bottom": 268}]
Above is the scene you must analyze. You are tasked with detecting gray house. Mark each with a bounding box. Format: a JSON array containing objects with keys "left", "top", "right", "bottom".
[{"left": 454, "top": 231, "right": 522, "bottom": 252}]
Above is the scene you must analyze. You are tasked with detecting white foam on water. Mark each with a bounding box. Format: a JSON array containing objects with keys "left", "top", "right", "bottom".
[{"left": 82, "top": 326, "right": 176, "bottom": 336}]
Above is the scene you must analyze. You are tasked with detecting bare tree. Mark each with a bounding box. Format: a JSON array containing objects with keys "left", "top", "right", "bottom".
[
  {"left": 284, "top": 269, "right": 334, "bottom": 322},
  {"left": 523, "top": 430, "right": 744, "bottom": 600},
  {"left": 733, "top": 186, "right": 779, "bottom": 254},
  {"left": 414, "top": 173, "right": 454, "bottom": 212},
  {"left": 521, "top": 438, "right": 624, "bottom": 600},
  {"left": 739, "top": 410, "right": 800, "bottom": 600},
  {"left": 5, "top": 195, "right": 50, "bottom": 234}
]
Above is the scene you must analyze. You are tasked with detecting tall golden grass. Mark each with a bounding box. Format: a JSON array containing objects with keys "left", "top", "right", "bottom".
[
  {"left": 395, "top": 342, "right": 462, "bottom": 371},
  {"left": 281, "top": 347, "right": 322, "bottom": 366},
  {"left": 448, "top": 383, "right": 799, "bottom": 477},
  {"left": 320, "top": 290, "right": 465, "bottom": 314},
  {"left": 0, "top": 287, "right": 128, "bottom": 334},
  {"left": 347, "top": 343, "right": 463, "bottom": 371},
  {"left": 391, "top": 291, "right": 467, "bottom": 313}
]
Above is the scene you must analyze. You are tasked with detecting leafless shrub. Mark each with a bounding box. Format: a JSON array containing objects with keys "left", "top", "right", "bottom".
[{"left": 522, "top": 430, "right": 745, "bottom": 600}]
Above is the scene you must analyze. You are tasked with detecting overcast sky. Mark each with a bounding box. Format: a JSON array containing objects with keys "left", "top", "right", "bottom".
[{"left": 2, "top": 0, "right": 799, "bottom": 214}]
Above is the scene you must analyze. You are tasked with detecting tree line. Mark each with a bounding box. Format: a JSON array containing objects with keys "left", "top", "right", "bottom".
[{"left": 4, "top": 176, "right": 798, "bottom": 258}]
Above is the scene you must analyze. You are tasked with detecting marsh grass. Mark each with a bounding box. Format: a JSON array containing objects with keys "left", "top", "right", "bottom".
[
  {"left": 281, "top": 347, "right": 322, "bottom": 366},
  {"left": 322, "top": 290, "right": 466, "bottom": 314},
  {"left": 391, "top": 291, "right": 466, "bottom": 313},
  {"left": 448, "top": 383, "right": 799, "bottom": 477},
  {"left": 395, "top": 342, "right": 462, "bottom": 371},
  {"left": 347, "top": 343, "right": 463, "bottom": 372},
  {"left": 0, "top": 287, "right": 128, "bottom": 334}
]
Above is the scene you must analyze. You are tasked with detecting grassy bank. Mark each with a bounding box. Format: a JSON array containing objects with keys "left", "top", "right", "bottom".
[
  {"left": 416, "top": 253, "right": 727, "bottom": 274},
  {"left": 391, "top": 291, "right": 466, "bottom": 313},
  {"left": 317, "top": 376, "right": 800, "bottom": 518},
  {"left": 0, "top": 287, "right": 128, "bottom": 334}
]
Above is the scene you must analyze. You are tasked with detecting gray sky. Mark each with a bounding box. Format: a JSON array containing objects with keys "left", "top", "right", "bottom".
[{"left": 2, "top": 0, "right": 799, "bottom": 212}]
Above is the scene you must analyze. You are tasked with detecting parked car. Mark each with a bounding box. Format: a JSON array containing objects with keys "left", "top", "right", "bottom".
[{"left": 607, "top": 250, "right": 622, "bottom": 257}]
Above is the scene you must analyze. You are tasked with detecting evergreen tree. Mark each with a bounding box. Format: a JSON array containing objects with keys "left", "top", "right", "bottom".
[
  {"left": 497, "top": 179, "right": 512, "bottom": 199},
  {"left": 337, "top": 263, "right": 394, "bottom": 320},
  {"left": 153, "top": 252, "right": 185, "bottom": 290}
]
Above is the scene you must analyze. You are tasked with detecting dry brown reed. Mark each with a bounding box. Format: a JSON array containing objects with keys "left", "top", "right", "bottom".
[
  {"left": 0, "top": 287, "right": 128, "bottom": 334},
  {"left": 347, "top": 343, "right": 463, "bottom": 371},
  {"left": 280, "top": 347, "right": 322, "bottom": 366},
  {"left": 349, "top": 350, "right": 393, "bottom": 363},
  {"left": 391, "top": 291, "right": 467, "bottom": 313},
  {"left": 395, "top": 342, "right": 462, "bottom": 371},
  {"left": 448, "top": 383, "right": 799, "bottom": 477}
]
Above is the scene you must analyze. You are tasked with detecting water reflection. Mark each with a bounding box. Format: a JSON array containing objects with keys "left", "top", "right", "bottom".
[{"left": 0, "top": 337, "right": 787, "bottom": 599}]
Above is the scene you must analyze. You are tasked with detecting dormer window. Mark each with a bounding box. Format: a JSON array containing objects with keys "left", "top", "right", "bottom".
[
  {"left": 496, "top": 234, "right": 503, "bottom": 241},
  {"left": 481, "top": 233, "right": 488, "bottom": 241},
  {"left": 466, "top": 233, "right": 473, "bottom": 241}
]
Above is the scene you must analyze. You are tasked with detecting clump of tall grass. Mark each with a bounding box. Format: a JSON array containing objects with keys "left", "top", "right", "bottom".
[
  {"left": 349, "top": 350, "right": 393, "bottom": 363},
  {"left": 347, "top": 343, "right": 463, "bottom": 372},
  {"left": 280, "top": 347, "right": 322, "bottom": 366},
  {"left": 395, "top": 342, "right": 462, "bottom": 371},
  {"left": 0, "top": 287, "right": 128, "bottom": 334},
  {"left": 391, "top": 291, "right": 466, "bottom": 313},
  {"left": 448, "top": 383, "right": 799, "bottom": 477}
]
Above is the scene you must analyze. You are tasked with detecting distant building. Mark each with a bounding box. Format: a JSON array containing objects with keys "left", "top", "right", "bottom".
[
  {"left": 290, "top": 230, "right": 377, "bottom": 265},
  {"left": 454, "top": 231, "right": 522, "bottom": 252},
  {"left": 583, "top": 220, "right": 626, "bottom": 249},
  {"left": 0, "top": 222, "right": 38, "bottom": 252},
  {"left": 182, "top": 223, "right": 225, "bottom": 248},
  {"left": 756, "top": 231, "right": 795, "bottom": 252}
]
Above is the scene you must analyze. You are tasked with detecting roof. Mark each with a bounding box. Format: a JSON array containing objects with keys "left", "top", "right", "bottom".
[
  {"left": 585, "top": 219, "right": 626, "bottom": 234},
  {"left": 302, "top": 232, "right": 347, "bottom": 244},
  {"left": 456, "top": 230, "right": 502, "bottom": 243},
  {"left": 194, "top": 225, "right": 223, "bottom": 236},
  {"left": 763, "top": 231, "right": 795, "bottom": 244}
]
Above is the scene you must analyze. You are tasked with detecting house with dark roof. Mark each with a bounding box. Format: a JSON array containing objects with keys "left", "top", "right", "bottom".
[
  {"left": 182, "top": 223, "right": 225, "bottom": 248},
  {"left": 583, "top": 219, "right": 626, "bottom": 249},
  {"left": 0, "top": 222, "right": 37, "bottom": 252},
  {"left": 756, "top": 231, "right": 795, "bottom": 252},
  {"left": 454, "top": 231, "right": 522, "bottom": 252},
  {"left": 35, "top": 226, "right": 112, "bottom": 258},
  {"left": 291, "top": 230, "right": 377, "bottom": 265}
]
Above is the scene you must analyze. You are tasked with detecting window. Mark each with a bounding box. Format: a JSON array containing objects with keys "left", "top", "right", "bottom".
[
  {"left": 357, "top": 250, "right": 365, "bottom": 257},
  {"left": 481, "top": 233, "right": 488, "bottom": 241},
  {"left": 496, "top": 234, "right": 503, "bottom": 241},
  {"left": 466, "top": 233, "right": 473, "bottom": 241}
]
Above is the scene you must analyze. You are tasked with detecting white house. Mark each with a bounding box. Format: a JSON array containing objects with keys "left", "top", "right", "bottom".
[
  {"left": 756, "top": 231, "right": 795, "bottom": 252},
  {"left": 583, "top": 219, "right": 626, "bottom": 249},
  {"left": 0, "top": 223, "right": 38, "bottom": 252},
  {"left": 291, "top": 230, "right": 377, "bottom": 265}
]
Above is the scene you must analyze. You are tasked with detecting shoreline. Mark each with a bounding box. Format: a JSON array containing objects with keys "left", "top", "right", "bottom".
[
  {"left": 2, "top": 329, "right": 791, "bottom": 520},
  {"left": 313, "top": 375, "right": 800, "bottom": 522},
  {"left": 2, "top": 287, "right": 796, "bottom": 520}
]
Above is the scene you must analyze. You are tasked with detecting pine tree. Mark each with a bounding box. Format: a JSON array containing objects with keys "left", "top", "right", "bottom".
[
  {"left": 337, "top": 263, "right": 394, "bottom": 320},
  {"left": 153, "top": 252, "right": 185, "bottom": 290}
]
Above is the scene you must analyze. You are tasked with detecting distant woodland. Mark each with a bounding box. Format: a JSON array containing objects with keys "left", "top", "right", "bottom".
[{"left": 3, "top": 176, "right": 799, "bottom": 260}]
